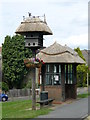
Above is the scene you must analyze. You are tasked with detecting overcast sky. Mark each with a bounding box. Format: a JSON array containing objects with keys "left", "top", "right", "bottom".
[{"left": 0, "top": 0, "right": 88, "bottom": 49}]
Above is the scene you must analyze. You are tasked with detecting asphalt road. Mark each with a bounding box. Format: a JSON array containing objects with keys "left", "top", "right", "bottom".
[{"left": 38, "top": 98, "right": 88, "bottom": 118}]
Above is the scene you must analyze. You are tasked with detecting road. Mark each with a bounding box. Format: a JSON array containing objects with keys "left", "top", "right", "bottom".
[{"left": 38, "top": 98, "right": 88, "bottom": 118}]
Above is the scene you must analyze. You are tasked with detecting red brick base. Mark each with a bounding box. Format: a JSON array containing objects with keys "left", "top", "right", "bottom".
[
  {"left": 44, "top": 84, "right": 77, "bottom": 102},
  {"left": 45, "top": 85, "right": 62, "bottom": 101}
]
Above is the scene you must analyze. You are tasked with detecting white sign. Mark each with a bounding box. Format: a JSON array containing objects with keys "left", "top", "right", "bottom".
[{"left": 54, "top": 75, "right": 59, "bottom": 81}]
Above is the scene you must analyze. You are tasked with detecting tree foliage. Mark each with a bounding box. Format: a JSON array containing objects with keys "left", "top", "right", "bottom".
[
  {"left": 76, "top": 64, "right": 88, "bottom": 87},
  {"left": 0, "top": 82, "right": 9, "bottom": 93},
  {"left": 74, "top": 47, "right": 86, "bottom": 61},
  {"left": 74, "top": 47, "right": 88, "bottom": 87},
  {"left": 2, "top": 35, "right": 32, "bottom": 89}
]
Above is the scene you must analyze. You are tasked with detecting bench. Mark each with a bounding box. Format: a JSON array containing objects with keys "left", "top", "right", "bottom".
[{"left": 37, "top": 98, "right": 54, "bottom": 108}]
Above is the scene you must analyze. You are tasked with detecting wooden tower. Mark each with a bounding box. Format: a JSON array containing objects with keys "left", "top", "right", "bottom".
[
  {"left": 16, "top": 13, "right": 52, "bottom": 55},
  {"left": 15, "top": 13, "right": 52, "bottom": 109}
]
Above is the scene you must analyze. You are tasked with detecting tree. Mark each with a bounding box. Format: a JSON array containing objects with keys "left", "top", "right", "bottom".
[
  {"left": 2, "top": 35, "right": 32, "bottom": 89},
  {"left": 74, "top": 47, "right": 86, "bottom": 61},
  {"left": 88, "top": 70, "right": 90, "bottom": 85},
  {"left": 74, "top": 47, "right": 88, "bottom": 87},
  {"left": 76, "top": 64, "right": 88, "bottom": 87},
  {"left": 0, "top": 82, "right": 9, "bottom": 93}
]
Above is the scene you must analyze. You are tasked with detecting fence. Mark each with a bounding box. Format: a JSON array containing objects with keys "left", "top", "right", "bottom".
[{"left": 7, "top": 88, "right": 40, "bottom": 98}]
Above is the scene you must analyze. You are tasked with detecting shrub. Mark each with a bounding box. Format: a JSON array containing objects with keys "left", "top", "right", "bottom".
[
  {"left": 2, "top": 35, "right": 32, "bottom": 89},
  {"left": 2, "top": 82, "right": 9, "bottom": 93}
]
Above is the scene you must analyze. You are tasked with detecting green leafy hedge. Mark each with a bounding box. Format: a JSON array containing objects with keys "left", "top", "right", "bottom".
[{"left": 2, "top": 35, "right": 32, "bottom": 89}]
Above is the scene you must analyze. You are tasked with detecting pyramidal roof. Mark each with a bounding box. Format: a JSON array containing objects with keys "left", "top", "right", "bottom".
[
  {"left": 37, "top": 42, "right": 86, "bottom": 64},
  {"left": 15, "top": 16, "right": 53, "bottom": 35},
  {"left": 41, "top": 41, "right": 66, "bottom": 55},
  {"left": 41, "top": 42, "right": 78, "bottom": 55}
]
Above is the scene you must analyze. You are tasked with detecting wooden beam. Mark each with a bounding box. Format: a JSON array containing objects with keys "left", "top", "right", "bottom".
[
  {"left": 41, "top": 65, "right": 45, "bottom": 91},
  {"left": 32, "top": 68, "right": 36, "bottom": 110},
  {"left": 66, "top": 64, "right": 68, "bottom": 84},
  {"left": 72, "top": 64, "right": 77, "bottom": 99},
  {"left": 61, "top": 64, "right": 65, "bottom": 102},
  {"left": 72, "top": 64, "right": 77, "bottom": 84},
  {"left": 32, "top": 50, "right": 36, "bottom": 110}
]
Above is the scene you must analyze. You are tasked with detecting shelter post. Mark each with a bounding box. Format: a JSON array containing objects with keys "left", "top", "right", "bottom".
[
  {"left": 61, "top": 64, "right": 65, "bottom": 102},
  {"left": 41, "top": 65, "right": 45, "bottom": 91},
  {"left": 32, "top": 68, "right": 36, "bottom": 110},
  {"left": 72, "top": 64, "right": 77, "bottom": 99},
  {"left": 66, "top": 64, "right": 68, "bottom": 84},
  {"left": 72, "top": 64, "right": 77, "bottom": 84}
]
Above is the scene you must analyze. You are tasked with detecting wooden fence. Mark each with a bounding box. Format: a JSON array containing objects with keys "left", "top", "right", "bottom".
[{"left": 7, "top": 88, "right": 40, "bottom": 98}]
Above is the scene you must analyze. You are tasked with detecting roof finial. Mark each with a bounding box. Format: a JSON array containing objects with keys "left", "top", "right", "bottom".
[
  {"left": 23, "top": 16, "right": 25, "bottom": 21},
  {"left": 44, "top": 14, "right": 47, "bottom": 24},
  {"left": 54, "top": 41, "right": 57, "bottom": 44},
  {"left": 65, "top": 44, "right": 67, "bottom": 46},
  {"left": 28, "top": 12, "right": 31, "bottom": 17}
]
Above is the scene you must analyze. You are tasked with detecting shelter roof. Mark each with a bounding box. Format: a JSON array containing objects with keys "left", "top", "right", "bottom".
[{"left": 37, "top": 42, "right": 85, "bottom": 64}]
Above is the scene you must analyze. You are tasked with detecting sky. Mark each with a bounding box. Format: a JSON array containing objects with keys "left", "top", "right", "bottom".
[{"left": 0, "top": 0, "right": 88, "bottom": 49}]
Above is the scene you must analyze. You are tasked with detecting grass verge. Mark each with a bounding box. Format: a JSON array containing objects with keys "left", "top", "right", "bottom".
[
  {"left": 0, "top": 102, "right": 2, "bottom": 119},
  {"left": 77, "top": 93, "right": 90, "bottom": 98},
  {"left": 2, "top": 100, "right": 52, "bottom": 119}
]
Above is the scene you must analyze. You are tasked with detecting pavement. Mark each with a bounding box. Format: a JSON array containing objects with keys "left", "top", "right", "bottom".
[{"left": 38, "top": 98, "right": 88, "bottom": 118}]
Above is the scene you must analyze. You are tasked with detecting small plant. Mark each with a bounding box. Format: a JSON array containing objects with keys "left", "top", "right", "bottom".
[{"left": 24, "top": 58, "right": 45, "bottom": 68}]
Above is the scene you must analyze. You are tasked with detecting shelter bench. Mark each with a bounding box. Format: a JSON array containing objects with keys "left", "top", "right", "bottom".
[{"left": 37, "top": 98, "right": 54, "bottom": 108}]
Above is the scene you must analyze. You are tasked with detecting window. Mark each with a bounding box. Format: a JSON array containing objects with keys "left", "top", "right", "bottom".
[
  {"left": 45, "top": 64, "right": 61, "bottom": 85},
  {"left": 53, "top": 65, "right": 61, "bottom": 85},
  {"left": 46, "top": 64, "right": 50, "bottom": 73},
  {"left": 68, "top": 64, "right": 73, "bottom": 84},
  {"left": 54, "top": 65, "right": 56, "bottom": 73},
  {"left": 46, "top": 74, "right": 53, "bottom": 85},
  {"left": 31, "top": 34, "right": 33, "bottom": 37},
  {"left": 65, "top": 64, "right": 73, "bottom": 84},
  {"left": 65, "top": 65, "right": 67, "bottom": 84}
]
